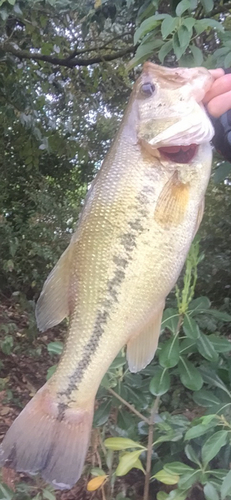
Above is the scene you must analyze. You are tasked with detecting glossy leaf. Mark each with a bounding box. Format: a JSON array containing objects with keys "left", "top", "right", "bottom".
[
  {"left": 159, "top": 335, "right": 180, "bottom": 368},
  {"left": 178, "top": 470, "right": 201, "bottom": 489},
  {"left": 200, "top": 0, "right": 214, "bottom": 13},
  {"left": 47, "top": 341, "right": 63, "bottom": 355},
  {"left": 134, "top": 14, "right": 166, "bottom": 44},
  {"left": 116, "top": 450, "right": 143, "bottom": 476},
  {"left": 150, "top": 368, "right": 170, "bottom": 396},
  {"left": 178, "top": 357, "right": 203, "bottom": 391},
  {"left": 196, "top": 333, "right": 218, "bottom": 362},
  {"left": 202, "top": 430, "right": 228, "bottom": 465},
  {"left": 158, "top": 40, "right": 173, "bottom": 63},
  {"left": 185, "top": 421, "right": 216, "bottom": 440},
  {"left": 161, "top": 308, "right": 179, "bottom": 334},
  {"left": 104, "top": 437, "right": 145, "bottom": 451},
  {"left": 93, "top": 399, "right": 112, "bottom": 427},
  {"left": 193, "top": 389, "right": 221, "bottom": 408},
  {"left": 221, "top": 470, "right": 231, "bottom": 500},
  {"left": 208, "top": 335, "right": 231, "bottom": 353},
  {"left": 185, "top": 444, "right": 201, "bottom": 466},
  {"left": 204, "top": 482, "right": 219, "bottom": 500},
  {"left": 153, "top": 469, "right": 179, "bottom": 485},
  {"left": 161, "top": 15, "right": 179, "bottom": 39},
  {"left": 183, "top": 314, "right": 200, "bottom": 339},
  {"left": 164, "top": 462, "right": 194, "bottom": 475},
  {"left": 188, "top": 296, "right": 210, "bottom": 313}
]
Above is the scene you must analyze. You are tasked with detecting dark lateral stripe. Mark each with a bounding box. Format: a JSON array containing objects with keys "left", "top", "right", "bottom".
[{"left": 59, "top": 187, "right": 151, "bottom": 399}]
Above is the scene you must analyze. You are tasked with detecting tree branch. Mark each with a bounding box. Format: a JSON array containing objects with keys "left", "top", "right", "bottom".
[{"left": 1, "top": 42, "right": 135, "bottom": 68}]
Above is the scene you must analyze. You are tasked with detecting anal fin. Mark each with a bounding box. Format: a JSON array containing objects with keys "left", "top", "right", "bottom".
[{"left": 126, "top": 302, "right": 165, "bottom": 373}]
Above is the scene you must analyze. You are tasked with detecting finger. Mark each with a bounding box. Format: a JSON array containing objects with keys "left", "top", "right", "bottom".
[
  {"left": 203, "top": 73, "right": 231, "bottom": 104},
  {"left": 208, "top": 68, "right": 225, "bottom": 80},
  {"left": 206, "top": 90, "right": 231, "bottom": 117}
]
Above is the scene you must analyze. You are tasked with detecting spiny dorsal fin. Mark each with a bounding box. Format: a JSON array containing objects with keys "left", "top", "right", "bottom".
[
  {"left": 127, "top": 302, "right": 165, "bottom": 373},
  {"left": 36, "top": 243, "right": 75, "bottom": 332}
]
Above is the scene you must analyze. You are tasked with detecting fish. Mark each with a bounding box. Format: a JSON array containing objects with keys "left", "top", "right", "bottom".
[{"left": 0, "top": 62, "right": 215, "bottom": 490}]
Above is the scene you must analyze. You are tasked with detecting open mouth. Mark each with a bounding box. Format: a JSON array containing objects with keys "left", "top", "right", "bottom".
[{"left": 158, "top": 144, "right": 198, "bottom": 163}]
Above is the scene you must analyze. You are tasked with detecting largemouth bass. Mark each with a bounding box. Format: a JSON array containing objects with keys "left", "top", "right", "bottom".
[{"left": 0, "top": 63, "right": 214, "bottom": 489}]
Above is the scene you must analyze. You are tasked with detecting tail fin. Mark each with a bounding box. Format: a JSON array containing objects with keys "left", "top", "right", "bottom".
[{"left": 0, "top": 385, "right": 94, "bottom": 490}]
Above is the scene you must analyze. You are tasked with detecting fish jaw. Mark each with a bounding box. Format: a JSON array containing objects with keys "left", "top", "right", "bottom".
[{"left": 134, "top": 62, "right": 214, "bottom": 151}]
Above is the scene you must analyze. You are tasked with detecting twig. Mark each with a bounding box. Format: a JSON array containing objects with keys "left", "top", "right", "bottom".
[
  {"left": 108, "top": 387, "right": 149, "bottom": 424},
  {"left": 143, "top": 396, "right": 160, "bottom": 500}
]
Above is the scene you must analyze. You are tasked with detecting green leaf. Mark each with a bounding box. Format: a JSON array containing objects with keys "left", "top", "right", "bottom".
[
  {"left": 199, "top": 366, "right": 231, "bottom": 397},
  {"left": 93, "top": 399, "right": 112, "bottom": 427},
  {"left": 200, "top": 0, "right": 214, "bottom": 13},
  {"left": 161, "top": 308, "right": 179, "bottom": 334},
  {"left": 149, "top": 368, "right": 170, "bottom": 396},
  {"left": 177, "top": 25, "right": 191, "bottom": 49},
  {"left": 178, "top": 470, "right": 201, "bottom": 489},
  {"left": 196, "top": 333, "right": 218, "bottom": 362},
  {"left": 202, "top": 430, "right": 228, "bottom": 466},
  {"left": 157, "top": 493, "right": 168, "bottom": 500},
  {"left": 153, "top": 469, "right": 179, "bottom": 485},
  {"left": 185, "top": 421, "right": 216, "bottom": 441},
  {"left": 164, "top": 462, "right": 194, "bottom": 475},
  {"left": 224, "top": 51, "right": 231, "bottom": 68},
  {"left": 179, "top": 338, "right": 196, "bottom": 355},
  {"left": 176, "top": 0, "right": 192, "bottom": 16},
  {"left": 161, "top": 15, "right": 179, "bottom": 39},
  {"left": 195, "top": 18, "right": 224, "bottom": 33},
  {"left": 109, "top": 356, "right": 126, "bottom": 370},
  {"left": 183, "top": 315, "right": 200, "bottom": 339},
  {"left": 159, "top": 335, "right": 180, "bottom": 368},
  {"left": 46, "top": 364, "right": 57, "bottom": 380},
  {"left": 185, "top": 444, "right": 201, "bottom": 466},
  {"left": 132, "top": 458, "right": 145, "bottom": 474},
  {"left": 134, "top": 14, "right": 167, "bottom": 44},
  {"left": 173, "top": 31, "right": 186, "bottom": 60},
  {"left": 182, "top": 17, "right": 195, "bottom": 31},
  {"left": 208, "top": 335, "right": 231, "bottom": 353},
  {"left": 158, "top": 40, "right": 173, "bottom": 63},
  {"left": 178, "top": 357, "right": 203, "bottom": 391},
  {"left": 0, "top": 484, "right": 14, "bottom": 500},
  {"left": 47, "top": 341, "right": 63, "bottom": 355},
  {"left": 43, "top": 490, "right": 56, "bottom": 500},
  {"left": 193, "top": 389, "right": 221, "bottom": 408},
  {"left": 221, "top": 470, "right": 231, "bottom": 500},
  {"left": 189, "top": 296, "right": 210, "bottom": 314},
  {"left": 104, "top": 437, "right": 145, "bottom": 451},
  {"left": 206, "top": 309, "right": 231, "bottom": 322},
  {"left": 116, "top": 450, "right": 143, "bottom": 476},
  {"left": 213, "top": 162, "right": 231, "bottom": 183},
  {"left": 204, "top": 482, "right": 219, "bottom": 500},
  {"left": 133, "top": 39, "right": 163, "bottom": 66}
]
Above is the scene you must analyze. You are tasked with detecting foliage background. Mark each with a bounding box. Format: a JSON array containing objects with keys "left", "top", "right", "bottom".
[{"left": 0, "top": 0, "right": 231, "bottom": 499}]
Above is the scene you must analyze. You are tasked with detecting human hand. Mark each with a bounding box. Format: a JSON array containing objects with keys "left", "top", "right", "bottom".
[{"left": 203, "top": 68, "right": 231, "bottom": 118}]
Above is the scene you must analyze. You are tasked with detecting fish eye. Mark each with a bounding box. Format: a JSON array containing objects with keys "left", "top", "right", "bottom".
[{"left": 140, "top": 82, "right": 155, "bottom": 97}]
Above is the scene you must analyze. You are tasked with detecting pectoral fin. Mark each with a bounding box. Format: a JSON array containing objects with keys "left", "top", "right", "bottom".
[
  {"left": 154, "top": 173, "right": 189, "bottom": 228},
  {"left": 36, "top": 243, "right": 75, "bottom": 332},
  {"left": 126, "top": 302, "right": 165, "bottom": 373},
  {"left": 193, "top": 199, "right": 204, "bottom": 237}
]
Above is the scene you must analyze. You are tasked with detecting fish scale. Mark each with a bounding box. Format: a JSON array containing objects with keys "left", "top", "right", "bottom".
[{"left": 0, "top": 62, "right": 214, "bottom": 490}]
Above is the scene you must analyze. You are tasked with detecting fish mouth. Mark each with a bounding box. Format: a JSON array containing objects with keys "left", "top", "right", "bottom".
[{"left": 158, "top": 144, "right": 198, "bottom": 163}]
